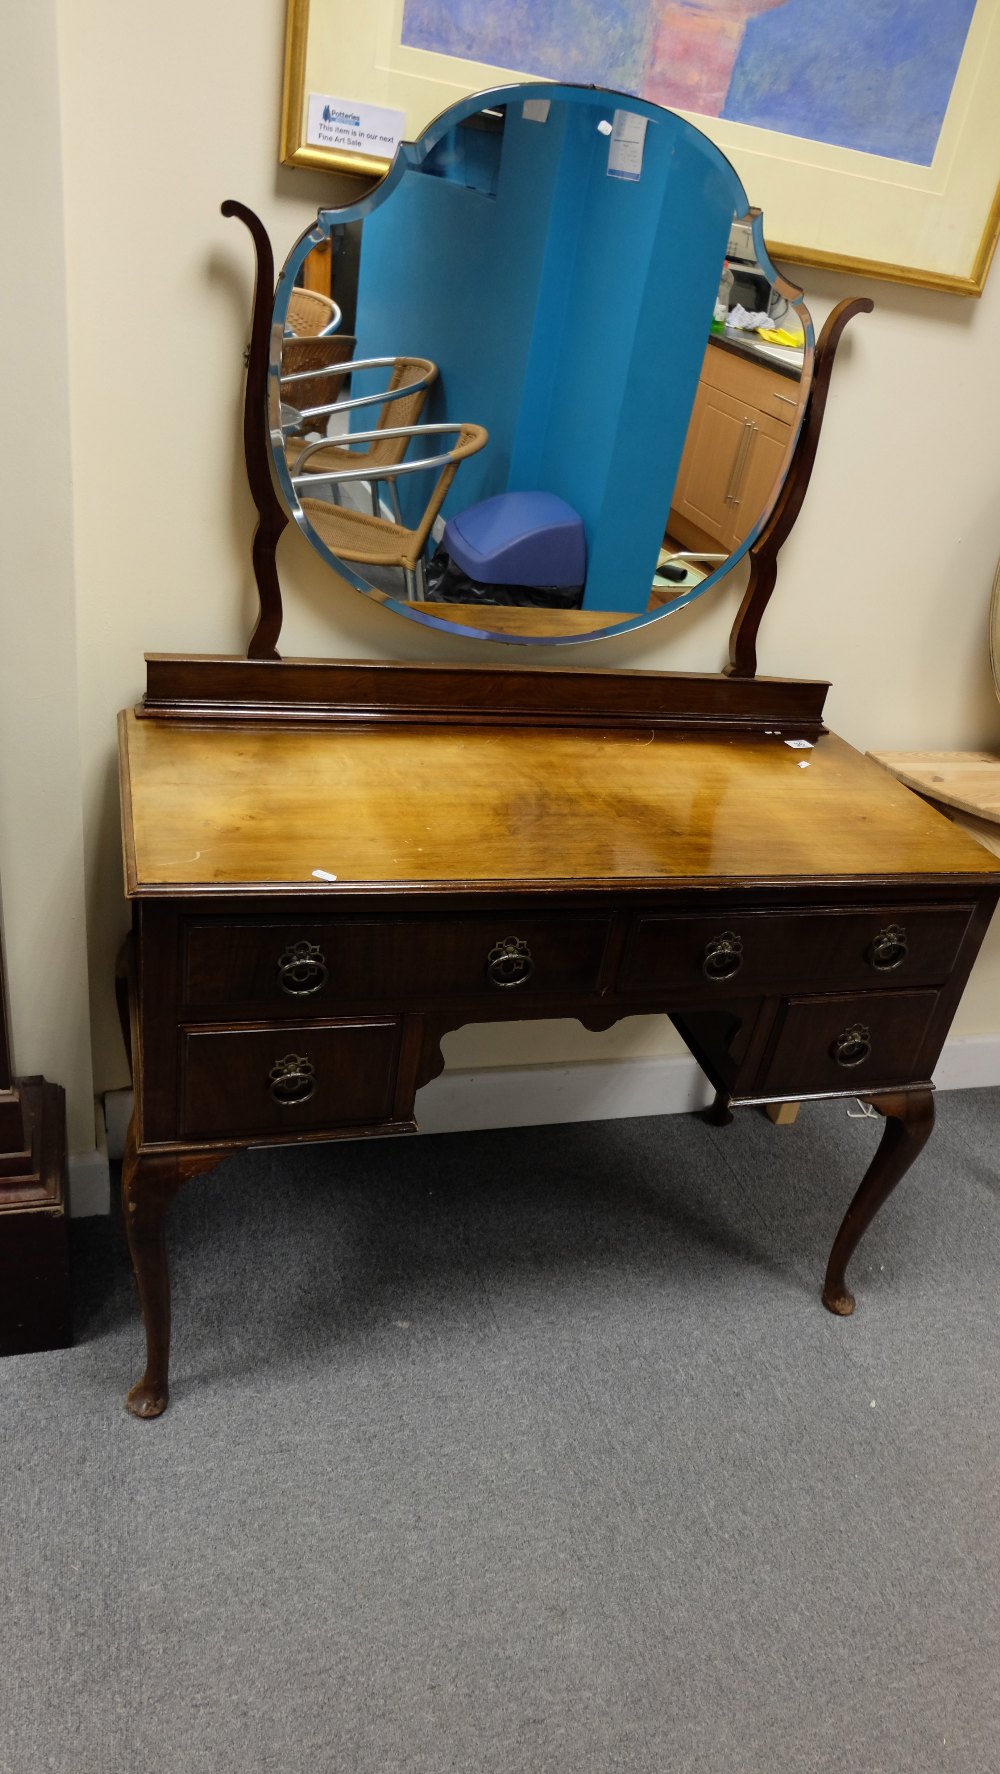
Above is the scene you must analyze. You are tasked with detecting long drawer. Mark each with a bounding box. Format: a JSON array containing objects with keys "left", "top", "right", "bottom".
[
  {"left": 179, "top": 1018, "right": 402, "bottom": 1140},
  {"left": 619, "top": 905, "right": 973, "bottom": 998},
  {"left": 181, "top": 914, "right": 612, "bottom": 1013}
]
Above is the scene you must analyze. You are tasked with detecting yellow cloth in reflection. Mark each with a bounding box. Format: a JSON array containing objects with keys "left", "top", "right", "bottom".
[{"left": 756, "top": 325, "right": 804, "bottom": 348}]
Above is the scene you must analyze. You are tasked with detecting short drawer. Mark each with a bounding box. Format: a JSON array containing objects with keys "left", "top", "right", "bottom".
[
  {"left": 756, "top": 990, "right": 940, "bottom": 1098},
  {"left": 701, "top": 339, "right": 802, "bottom": 423},
  {"left": 179, "top": 1018, "right": 401, "bottom": 1140},
  {"left": 182, "top": 915, "right": 612, "bottom": 1012},
  {"left": 618, "top": 905, "right": 973, "bottom": 998}
]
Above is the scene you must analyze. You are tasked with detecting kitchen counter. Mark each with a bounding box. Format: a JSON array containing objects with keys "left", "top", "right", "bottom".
[{"left": 709, "top": 327, "right": 804, "bottom": 381}]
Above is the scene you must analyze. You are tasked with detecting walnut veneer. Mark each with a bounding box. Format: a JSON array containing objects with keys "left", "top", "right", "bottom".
[{"left": 117, "top": 659, "right": 1000, "bottom": 1417}]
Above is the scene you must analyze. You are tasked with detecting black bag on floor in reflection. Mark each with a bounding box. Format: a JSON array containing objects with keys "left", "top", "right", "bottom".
[{"left": 423, "top": 550, "right": 585, "bottom": 610}]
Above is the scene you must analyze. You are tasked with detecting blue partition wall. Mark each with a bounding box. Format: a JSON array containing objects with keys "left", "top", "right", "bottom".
[{"left": 354, "top": 96, "right": 737, "bottom": 609}]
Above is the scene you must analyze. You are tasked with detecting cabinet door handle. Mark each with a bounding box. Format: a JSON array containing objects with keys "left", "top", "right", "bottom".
[
  {"left": 773, "top": 392, "right": 798, "bottom": 407},
  {"left": 702, "top": 932, "right": 743, "bottom": 981},
  {"left": 724, "top": 420, "right": 754, "bottom": 506},
  {"left": 729, "top": 422, "right": 757, "bottom": 506},
  {"left": 487, "top": 938, "right": 534, "bottom": 988},
  {"left": 268, "top": 1053, "right": 317, "bottom": 1104},
  {"left": 868, "top": 925, "right": 908, "bottom": 972},
  {"left": 277, "top": 940, "right": 329, "bottom": 996},
  {"left": 831, "top": 1025, "right": 872, "bottom": 1069}
]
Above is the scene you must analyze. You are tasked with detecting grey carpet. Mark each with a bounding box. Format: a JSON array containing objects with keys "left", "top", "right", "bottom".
[{"left": 3, "top": 1090, "right": 1000, "bottom": 1774}]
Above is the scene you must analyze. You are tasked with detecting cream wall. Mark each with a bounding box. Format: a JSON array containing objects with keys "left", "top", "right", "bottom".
[
  {"left": 9, "top": 0, "right": 1000, "bottom": 1145},
  {"left": 0, "top": 2, "right": 95, "bottom": 1156}
]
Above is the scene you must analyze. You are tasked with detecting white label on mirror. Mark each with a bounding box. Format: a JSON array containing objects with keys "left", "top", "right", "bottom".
[
  {"left": 608, "top": 110, "right": 647, "bottom": 182},
  {"left": 306, "top": 93, "right": 404, "bottom": 158},
  {"left": 522, "top": 98, "right": 551, "bottom": 123}
]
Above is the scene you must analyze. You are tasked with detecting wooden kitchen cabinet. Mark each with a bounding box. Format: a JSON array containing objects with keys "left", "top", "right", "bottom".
[{"left": 669, "top": 338, "right": 803, "bottom": 555}]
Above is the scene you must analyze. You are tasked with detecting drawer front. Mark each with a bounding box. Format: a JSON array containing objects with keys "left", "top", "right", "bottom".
[
  {"left": 182, "top": 915, "right": 612, "bottom": 1013},
  {"left": 619, "top": 905, "right": 973, "bottom": 998},
  {"left": 757, "top": 991, "right": 940, "bottom": 1098},
  {"left": 700, "top": 339, "right": 801, "bottom": 423},
  {"left": 179, "top": 1019, "right": 401, "bottom": 1140}
]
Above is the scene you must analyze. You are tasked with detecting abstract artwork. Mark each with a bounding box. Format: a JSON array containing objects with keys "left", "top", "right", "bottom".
[{"left": 400, "top": 0, "right": 977, "bottom": 166}]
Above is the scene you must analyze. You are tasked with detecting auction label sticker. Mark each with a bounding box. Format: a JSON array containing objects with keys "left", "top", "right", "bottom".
[{"left": 307, "top": 93, "right": 404, "bottom": 158}]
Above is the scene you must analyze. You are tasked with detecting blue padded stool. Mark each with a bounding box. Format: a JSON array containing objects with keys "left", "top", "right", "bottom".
[{"left": 442, "top": 491, "right": 586, "bottom": 596}]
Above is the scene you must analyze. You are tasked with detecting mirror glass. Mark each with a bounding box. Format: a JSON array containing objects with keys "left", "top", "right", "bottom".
[{"left": 269, "top": 83, "right": 813, "bottom": 647}]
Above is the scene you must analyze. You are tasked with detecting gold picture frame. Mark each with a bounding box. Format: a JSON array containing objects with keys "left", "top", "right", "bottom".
[{"left": 280, "top": 0, "right": 1000, "bottom": 293}]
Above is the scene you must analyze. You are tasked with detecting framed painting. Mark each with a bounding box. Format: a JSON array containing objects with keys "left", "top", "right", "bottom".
[{"left": 280, "top": 0, "right": 1000, "bottom": 293}]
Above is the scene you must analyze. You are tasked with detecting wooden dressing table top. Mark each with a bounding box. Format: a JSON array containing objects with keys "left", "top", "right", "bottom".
[{"left": 120, "top": 712, "right": 999, "bottom": 895}]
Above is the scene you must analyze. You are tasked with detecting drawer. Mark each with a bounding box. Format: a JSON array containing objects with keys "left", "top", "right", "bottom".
[
  {"left": 756, "top": 990, "right": 940, "bottom": 1098},
  {"left": 182, "top": 915, "right": 612, "bottom": 1013},
  {"left": 619, "top": 905, "right": 973, "bottom": 998},
  {"left": 179, "top": 1019, "right": 401, "bottom": 1140},
  {"left": 700, "top": 339, "right": 803, "bottom": 424}
]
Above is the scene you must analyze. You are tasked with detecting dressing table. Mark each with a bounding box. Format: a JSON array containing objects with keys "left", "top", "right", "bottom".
[{"left": 117, "top": 83, "right": 1000, "bottom": 1416}]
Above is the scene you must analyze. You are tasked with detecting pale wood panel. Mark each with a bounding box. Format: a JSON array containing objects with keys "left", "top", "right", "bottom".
[
  {"left": 699, "top": 337, "right": 805, "bottom": 425},
  {"left": 869, "top": 751, "right": 1000, "bottom": 825},
  {"left": 120, "top": 714, "right": 1000, "bottom": 894},
  {"left": 402, "top": 605, "right": 637, "bottom": 637}
]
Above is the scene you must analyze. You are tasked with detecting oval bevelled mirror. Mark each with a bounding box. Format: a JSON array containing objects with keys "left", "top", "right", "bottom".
[{"left": 268, "top": 82, "right": 813, "bottom": 647}]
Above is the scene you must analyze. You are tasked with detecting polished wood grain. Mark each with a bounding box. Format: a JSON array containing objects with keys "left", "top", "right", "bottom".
[
  {"left": 182, "top": 912, "right": 613, "bottom": 1009},
  {"left": 726, "top": 298, "right": 874, "bottom": 679},
  {"left": 180, "top": 1017, "right": 402, "bottom": 1140},
  {"left": 404, "top": 604, "right": 640, "bottom": 637},
  {"left": 120, "top": 713, "right": 1000, "bottom": 895},
  {"left": 221, "top": 203, "right": 287, "bottom": 662},
  {"left": 141, "top": 655, "right": 831, "bottom": 734},
  {"left": 620, "top": 903, "right": 974, "bottom": 996},
  {"left": 122, "top": 1128, "right": 235, "bottom": 1417},
  {"left": 822, "top": 1090, "right": 935, "bottom": 1316}
]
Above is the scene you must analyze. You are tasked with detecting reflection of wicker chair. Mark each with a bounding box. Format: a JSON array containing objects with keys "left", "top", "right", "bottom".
[
  {"left": 282, "top": 355, "right": 438, "bottom": 516},
  {"left": 279, "top": 334, "right": 357, "bottom": 424},
  {"left": 285, "top": 286, "right": 342, "bottom": 337},
  {"left": 298, "top": 421, "right": 488, "bottom": 599}
]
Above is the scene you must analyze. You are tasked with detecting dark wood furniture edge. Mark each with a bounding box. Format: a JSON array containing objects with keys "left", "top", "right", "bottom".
[
  {"left": 726, "top": 296, "right": 875, "bottom": 679},
  {"left": 117, "top": 709, "right": 139, "bottom": 896},
  {"left": 0, "top": 1077, "right": 71, "bottom": 1355},
  {"left": 222, "top": 200, "right": 287, "bottom": 662},
  {"left": 822, "top": 1088, "right": 935, "bottom": 1315},
  {"left": 139, "top": 654, "right": 830, "bottom": 733}
]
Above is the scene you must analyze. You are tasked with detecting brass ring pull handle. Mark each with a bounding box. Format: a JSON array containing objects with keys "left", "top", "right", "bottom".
[
  {"left": 486, "top": 938, "right": 534, "bottom": 988},
  {"left": 702, "top": 932, "right": 743, "bottom": 982},
  {"left": 268, "top": 1054, "right": 317, "bottom": 1104},
  {"left": 831, "top": 1025, "right": 872, "bottom": 1069},
  {"left": 868, "top": 925, "right": 908, "bottom": 973},
  {"left": 277, "top": 940, "right": 329, "bottom": 996}
]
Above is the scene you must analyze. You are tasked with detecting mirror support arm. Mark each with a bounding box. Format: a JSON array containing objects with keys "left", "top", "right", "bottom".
[
  {"left": 725, "top": 296, "right": 874, "bottom": 680},
  {"left": 222, "top": 200, "right": 287, "bottom": 662}
]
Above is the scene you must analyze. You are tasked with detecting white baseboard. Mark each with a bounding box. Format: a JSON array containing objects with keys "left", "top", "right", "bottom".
[
  {"left": 69, "top": 1102, "right": 111, "bottom": 1216},
  {"left": 415, "top": 1054, "right": 715, "bottom": 1133},
  {"left": 103, "top": 1086, "right": 134, "bottom": 1165},
  {"left": 927, "top": 1033, "right": 1000, "bottom": 1092},
  {"left": 70, "top": 1149, "right": 110, "bottom": 1217},
  {"left": 99, "top": 1031, "right": 1000, "bottom": 1193}
]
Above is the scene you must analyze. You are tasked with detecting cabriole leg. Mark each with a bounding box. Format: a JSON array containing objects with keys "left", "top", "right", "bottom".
[
  {"left": 121, "top": 1124, "right": 230, "bottom": 1418},
  {"left": 704, "top": 1088, "right": 734, "bottom": 1127},
  {"left": 822, "top": 1088, "right": 935, "bottom": 1317}
]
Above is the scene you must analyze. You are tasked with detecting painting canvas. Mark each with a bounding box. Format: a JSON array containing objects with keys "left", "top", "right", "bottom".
[
  {"left": 281, "top": 0, "right": 1000, "bottom": 291},
  {"left": 400, "top": 0, "right": 977, "bottom": 167}
]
